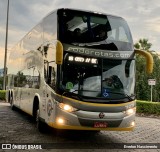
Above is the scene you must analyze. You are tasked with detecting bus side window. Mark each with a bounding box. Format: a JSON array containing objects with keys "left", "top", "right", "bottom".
[
  {"left": 44, "top": 61, "right": 48, "bottom": 82},
  {"left": 32, "top": 67, "right": 40, "bottom": 89},
  {"left": 48, "top": 66, "right": 56, "bottom": 89}
]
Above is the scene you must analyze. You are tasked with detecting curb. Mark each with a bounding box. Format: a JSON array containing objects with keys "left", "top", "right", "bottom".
[{"left": 0, "top": 100, "right": 6, "bottom": 102}]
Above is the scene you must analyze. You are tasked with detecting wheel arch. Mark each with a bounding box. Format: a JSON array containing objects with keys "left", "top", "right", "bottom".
[{"left": 32, "top": 94, "right": 40, "bottom": 118}]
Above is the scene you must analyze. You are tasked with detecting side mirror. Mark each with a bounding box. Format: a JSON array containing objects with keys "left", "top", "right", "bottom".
[
  {"left": 135, "top": 49, "right": 153, "bottom": 74},
  {"left": 56, "top": 41, "right": 63, "bottom": 65}
]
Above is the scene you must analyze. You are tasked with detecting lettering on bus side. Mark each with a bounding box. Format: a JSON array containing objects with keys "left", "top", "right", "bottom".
[{"left": 66, "top": 46, "right": 134, "bottom": 59}]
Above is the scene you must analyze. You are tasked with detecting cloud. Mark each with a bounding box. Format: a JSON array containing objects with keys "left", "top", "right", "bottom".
[
  {"left": 0, "top": 47, "right": 5, "bottom": 67},
  {"left": 8, "top": 27, "right": 27, "bottom": 46},
  {"left": 0, "top": 27, "right": 6, "bottom": 46},
  {"left": 9, "top": 1, "right": 37, "bottom": 30},
  {"left": 145, "top": 17, "right": 160, "bottom": 33},
  {"left": 1, "top": 25, "right": 27, "bottom": 49}
]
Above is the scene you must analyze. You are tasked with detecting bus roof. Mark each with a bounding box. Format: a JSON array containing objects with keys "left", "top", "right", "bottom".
[
  {"left": 10, "top": 8, "right": 125, "bottom": 51},
  {"left": 47, "top": 8, "right": 123, "bottom": 20}
]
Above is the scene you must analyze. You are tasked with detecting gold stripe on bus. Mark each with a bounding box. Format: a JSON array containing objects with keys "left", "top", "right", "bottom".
[{"left": 55, "top": 93, "right": 135, "bottom": 107}]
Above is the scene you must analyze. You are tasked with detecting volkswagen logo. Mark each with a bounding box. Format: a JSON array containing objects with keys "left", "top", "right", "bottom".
[{"left": 99, "top": 112, "right": 105, "bottom": 119}]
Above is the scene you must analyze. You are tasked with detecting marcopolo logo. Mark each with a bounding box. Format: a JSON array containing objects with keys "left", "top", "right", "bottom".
[
  {"left": 99, "top": 112, "right": 105, "bottom": 119},
  {"left": 67, "top": 47, "right": 132, "bottom": 59}
]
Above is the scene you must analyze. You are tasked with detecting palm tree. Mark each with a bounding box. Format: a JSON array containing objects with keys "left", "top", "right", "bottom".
[{"left": 134, "top": 38, "right": 152, "bottom": 51}]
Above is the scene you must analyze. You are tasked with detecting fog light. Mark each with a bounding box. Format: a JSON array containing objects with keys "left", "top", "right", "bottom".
[
  {"left": 131, "top": 121, "right": 135, "bottom": 127},
  {"left": 57, "top": 118, "right": 64, "bottom": 124}
]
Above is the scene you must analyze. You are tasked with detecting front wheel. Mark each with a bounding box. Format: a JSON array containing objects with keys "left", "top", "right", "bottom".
[{"left": 36, "top": 109, "right": 47, "bottom": 133}]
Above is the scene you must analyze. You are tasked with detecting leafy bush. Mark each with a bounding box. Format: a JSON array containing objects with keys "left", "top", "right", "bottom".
[
  {"left": 0, "top": 90, "right": 6, "bottom": 100},
  {"left": 136, "top": 100, "right": 160, "bottom": 115}
]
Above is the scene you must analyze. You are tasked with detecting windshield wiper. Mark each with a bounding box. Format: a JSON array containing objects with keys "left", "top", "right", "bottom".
[
  {"left": 101, "top": 91, "right": 135, "bottom": 101},
  {"left": 125, "top": 94, "right": 135, "bottom": 101}
]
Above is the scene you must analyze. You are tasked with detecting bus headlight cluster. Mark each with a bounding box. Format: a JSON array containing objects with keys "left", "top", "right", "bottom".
[
  {"left": 59, "top": 103, "right": 77, "bottom": 112},
  {"left": 124, "top": 107, "right": 136, "bottom": 116}
]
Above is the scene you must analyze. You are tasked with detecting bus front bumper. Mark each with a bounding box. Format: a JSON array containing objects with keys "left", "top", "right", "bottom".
[{"left": 48, "top": 107, "right": 136, "bottom": 131}]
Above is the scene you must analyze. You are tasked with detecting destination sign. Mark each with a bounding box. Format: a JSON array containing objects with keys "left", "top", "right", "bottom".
[{"left": 68, "top": 56, "right": 98, "bottom": 64}]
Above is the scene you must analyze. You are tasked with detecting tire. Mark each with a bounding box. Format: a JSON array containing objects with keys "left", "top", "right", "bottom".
[
  {"left": 36, "top": 109, "right": 47, "bottom": 133},
  {"left": 8, "top": 92, "right": 11, "bottom": 103},
  {"left": 10, "top": 95, "right": 16, "bottom": 110},
  {"left": 88, "top": 130, "right": 100, "bottom": 134}
]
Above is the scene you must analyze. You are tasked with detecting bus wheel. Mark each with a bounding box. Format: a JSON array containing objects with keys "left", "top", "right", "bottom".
[
  {"left": 8, "top": 92, "right": 11, "bottom": 103},
  {"left": 36, "top": 109, "right": 47, "bottom": 133},
  {"left": 10, "top": 94, "right": 16, "bottom": 110}
]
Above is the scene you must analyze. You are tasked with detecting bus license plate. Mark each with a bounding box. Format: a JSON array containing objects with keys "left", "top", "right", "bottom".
[{"left": 94, "top": 122, "right": 107, "bottom": 128}]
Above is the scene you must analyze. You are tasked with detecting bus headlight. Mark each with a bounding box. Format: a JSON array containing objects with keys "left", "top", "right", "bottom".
[
  {"left": 125, "top": 107, "right": 136, "bottom": 116},
  {"left": 59, "top": 103, "right": 77, "bottom": 112}
]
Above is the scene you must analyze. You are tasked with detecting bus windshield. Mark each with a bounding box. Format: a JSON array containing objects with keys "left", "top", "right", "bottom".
[
  {"left": 61, "top": 52, "right": 135, "bottom": 101},
  {"left": 58, "top": 9, "right": 133, "bottom": 51}
]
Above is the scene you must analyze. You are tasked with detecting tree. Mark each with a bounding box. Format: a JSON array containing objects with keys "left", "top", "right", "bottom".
[
  {"left": 135, "top": 38, "right": 160, "bottom": 102},
  {"left": 134, "top": 38, "right": 152, "bottom": 50},
  {"left": 149, "top": 54, "right": 160, "bottom": 101},
  {"left": 0, "top": 77, "right": 3, "bottom": 90},
  {"left": 135, "top": 38, "right": 149, "bottom": 100},
  {"left": 14, "top": 71, "right": 27, "bottom": 87}
]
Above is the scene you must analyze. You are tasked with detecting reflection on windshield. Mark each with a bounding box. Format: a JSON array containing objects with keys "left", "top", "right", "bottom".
[
  {"left": 102, "top": 60, "right": 135, "bottom": 99},
  {"left": 58, "top": 9, "right": 133, "bottom": 51},
  {"left": 62, "top": 53, "right": 135, "bottom": 100}
]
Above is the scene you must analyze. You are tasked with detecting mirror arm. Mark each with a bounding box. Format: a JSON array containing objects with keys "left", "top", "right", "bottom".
[
  {"left": 135, "top": 49, "right": 153, "bottom": 74},
  {"left": 56, "top": 40, "right": 63, "bottom": 65}
]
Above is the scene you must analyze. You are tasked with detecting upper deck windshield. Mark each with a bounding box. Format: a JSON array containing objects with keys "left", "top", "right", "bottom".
[
  {"left": 58, "top": 9, "right": 133, "bottom": 51},
  {"left": 61, "top": 52, "right": 135, "bottom": 102}
]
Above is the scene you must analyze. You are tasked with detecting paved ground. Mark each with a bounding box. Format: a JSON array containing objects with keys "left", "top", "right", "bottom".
[{"left": 0, "top": 101, "right": 160, "bottom": 152}]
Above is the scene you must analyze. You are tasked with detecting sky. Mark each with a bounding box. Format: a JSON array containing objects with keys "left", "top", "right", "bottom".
[{"left": 0, "top": 0, "right": 160, "bottom": 69}]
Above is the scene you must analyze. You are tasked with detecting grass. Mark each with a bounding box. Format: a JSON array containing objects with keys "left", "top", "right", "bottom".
[{"left": 0, "top": 90, "right": 6, "bottom": 100}]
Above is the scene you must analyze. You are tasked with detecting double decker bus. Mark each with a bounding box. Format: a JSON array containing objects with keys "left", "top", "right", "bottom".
[{"left": 6, "top": 8, "right": 153, "bottom": 132}]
